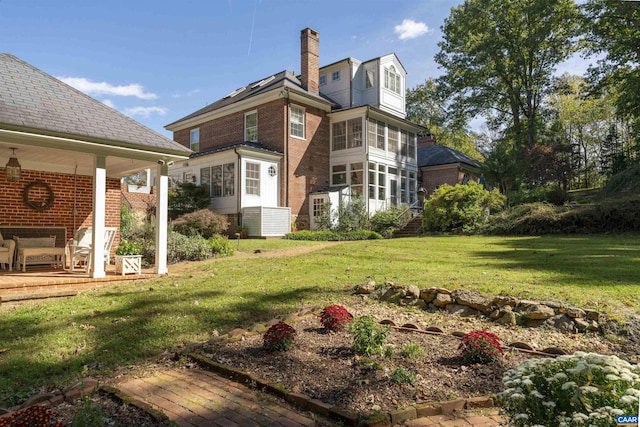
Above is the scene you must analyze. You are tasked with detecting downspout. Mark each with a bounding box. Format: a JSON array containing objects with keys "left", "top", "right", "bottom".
[
  {"left": 348, "top": 59, "right": 353, "bottom": 107},
  {"left": 284, "top": 88, "right": 290, "bottom": 208},
  {"left": 365, "top": 106, "right": 370, "bottom": 216},
  {"left": 234, "top": 147, "right": 242, "bottom": 228},
  {"left": 73, "top": 164, "right": 78, "bottom": 234}
]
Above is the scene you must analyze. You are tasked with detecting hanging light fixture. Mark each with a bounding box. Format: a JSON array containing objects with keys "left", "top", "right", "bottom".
[{"left": 5, "top": 148, "right": 22, "bottom": 182}]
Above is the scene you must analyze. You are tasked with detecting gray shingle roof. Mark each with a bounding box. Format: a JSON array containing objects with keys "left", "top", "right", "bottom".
[
  {"left": 190, "top": 141, "right": 283, "bottom": 159},
  {"left": 418, "top": 144, "right": 482, "bottom": 168},
  {"left": 166, "top": 70, "right": 337, "bottom": 128},
  {"left": 0, "top": 53, "right": 190, "bottom": 155}
]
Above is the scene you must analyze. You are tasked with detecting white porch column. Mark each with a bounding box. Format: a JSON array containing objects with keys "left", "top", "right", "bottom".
[
  {"left": 91, "top": 155, "right": 107, "bottom": 278},
  {"left": 155, "top": 163, "right": 169, "bottom": 274}
]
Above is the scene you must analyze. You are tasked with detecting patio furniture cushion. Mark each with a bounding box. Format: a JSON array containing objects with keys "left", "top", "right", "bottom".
[{"left": 14, "top": 236, "right": 57, "bottom": 266}]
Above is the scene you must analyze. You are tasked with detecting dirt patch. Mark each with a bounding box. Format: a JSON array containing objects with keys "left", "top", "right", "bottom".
[{"left": 195, "top": 298, "right": 623, "bottom": 417}]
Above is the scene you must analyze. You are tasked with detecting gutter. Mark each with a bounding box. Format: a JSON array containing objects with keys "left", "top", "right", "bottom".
[{"left": 284, "top": 88, "right": 290, "bottom": 208}]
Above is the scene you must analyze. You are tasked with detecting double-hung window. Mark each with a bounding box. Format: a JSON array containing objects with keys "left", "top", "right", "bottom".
[
  {"left": 384, "top": 65, "right": 401, "bottom": 95},
  {"left": 245, "top": 163, "right": 260, "bottom": 196},
  {"left": 290, "top": 105, "right": 305, "bottom": 139},
  {"left": 332, "top": 122, "right": 346, "bottom": 151},
  {"left": 347, "top": 118, "right": 362, "bottom": 148},
  {"left": 388, "top": 125, "right": 399, "bottom": 155},
  {"left": 244, "top": 111, "right": 257, "bottom": 142},
  {"left": 190, "top": 128, "right": 200, "bottom": 152}
]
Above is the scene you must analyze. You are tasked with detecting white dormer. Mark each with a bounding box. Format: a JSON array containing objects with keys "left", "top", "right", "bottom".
[{"left": 320, "top": 54, "right": 406, "bottom": 118}]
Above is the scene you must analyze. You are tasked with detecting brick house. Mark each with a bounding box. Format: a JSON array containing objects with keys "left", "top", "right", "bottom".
[
  {"left": 164, "top": 28, "right": 425, "bottom": 236},
  {"left": 0, "top": 53, "right": 191, "bottom": 276},
  {"left": 417, "top": 135, "right": 482, "bottom": 196}
]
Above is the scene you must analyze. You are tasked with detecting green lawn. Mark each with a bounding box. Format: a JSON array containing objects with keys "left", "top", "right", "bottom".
[{"left": 1, "top": 235, "right": 639, "bottom": 406}]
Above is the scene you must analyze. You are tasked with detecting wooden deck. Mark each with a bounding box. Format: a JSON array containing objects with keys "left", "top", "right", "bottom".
[{"left": 0, "top": 264, "right": 156, "bottom": 302}]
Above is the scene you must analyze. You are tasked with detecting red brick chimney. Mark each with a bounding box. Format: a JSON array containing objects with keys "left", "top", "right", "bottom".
[
  {"left": 417, "top": 134, "right": 436, "bottom": 148},
  {"left": 300, "top": 28, "right": 319, "bottom": 93}
]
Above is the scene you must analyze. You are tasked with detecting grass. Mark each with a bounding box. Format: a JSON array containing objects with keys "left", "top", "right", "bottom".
[{"left": 1, "top": 235, "right": 640, "bottom": 406}]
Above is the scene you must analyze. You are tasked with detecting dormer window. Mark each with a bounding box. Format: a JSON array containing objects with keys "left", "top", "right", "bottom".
[
  {"left": 365, "top": 70, "right": 375, "bottom": 88},
  {"left": 332, "top": 71, "right": 340, "bottom": 81},
  {"left": 319, "top": 75, "right": 327, "bottom": 85},
  {"left": 384, "top": 65, "right": 401, "bottom": 95}
]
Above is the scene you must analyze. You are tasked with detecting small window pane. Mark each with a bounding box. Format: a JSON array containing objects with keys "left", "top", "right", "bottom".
[
  {"left": 332, "top": 122, "right": 346, "bottom": 151},
  {"left": 246, "top": 163, "right": 260, "bottom": 196},
  {"left": 290, "top": 105, "right": 305, "bottom": 138},
  {"left": 190, "top": 128, "right": 200, "bottom": 152},
  {"left": 245, "top": 112, "right": 257, "bottom": 142}
]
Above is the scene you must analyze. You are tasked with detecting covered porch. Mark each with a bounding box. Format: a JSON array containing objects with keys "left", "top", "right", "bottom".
[{"left": 0, "top": 53, "right": 192, "bottom": 284}]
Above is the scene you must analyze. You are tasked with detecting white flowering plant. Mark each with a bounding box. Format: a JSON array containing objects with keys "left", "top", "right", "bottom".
[{"left": 498, "top": 352, "right": 640, "bottom": 426}]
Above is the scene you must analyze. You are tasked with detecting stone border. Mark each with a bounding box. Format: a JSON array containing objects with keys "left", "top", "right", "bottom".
[{"left": 355, "top": 281, "right": 605, "bottom": 334}]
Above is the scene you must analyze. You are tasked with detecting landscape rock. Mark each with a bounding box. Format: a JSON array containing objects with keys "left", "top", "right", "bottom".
[
  {"left": 446, "top": 304, "right": 478, "bottom": 318},
  {"left": 452, "top": 289, "right": 492, "bottom": 313},
  {"left": 436, "top": 288, "right": 451, "bottom": 295},
  {"left": 432, "top": 293, "right": 452, "bottom": 308},
  {"left": 540, "top": 300, "right": 564, "bottom": 310},
  {"left": 585, "top": 309, "right": 602, "bottom": 322},
  {"left": 543, "top": 315, "right": 576, "bottom": 333},
  {"left": 496, "top": 311, "right": 517, "bottom": 326},
  {"left": 520, "top": 304, "right": 555, "bottom": 320},
  {"left": 381, "top": 288, "right": 406, "bottom": 304},
  {"left": 419, "top": 288, "right": 437, "bottom": 303},
  {"left": 566, "top": 307, "right": 586, "bottom": 318},
  {"left": 489, "top": 309, "right": 501, "bottom": 320},
  {"left": 355, "top": 280, "right": 376, "bottom": 294},
  {"left": 493, "top": 296, "right": 518, "bottom": 308},
  {"left": 574, "top": 318, "right": 590, "bottom": 332},
  {"left": 406, "top": 285, "right": 421, "bottom": 299}
]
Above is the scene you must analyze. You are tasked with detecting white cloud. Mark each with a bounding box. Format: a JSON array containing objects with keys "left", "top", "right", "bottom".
[
  {"left": 394, "top": 19, "right": 431, "bottom": 40},
  {"left": 58, "top": 76, "right": 158, "bottom": 100},
  {"left": 123, "top": 106, "right": 168, "bottom": 118},
  {"left": 101, "top": 99, "right": 116, "bottom": 109}
]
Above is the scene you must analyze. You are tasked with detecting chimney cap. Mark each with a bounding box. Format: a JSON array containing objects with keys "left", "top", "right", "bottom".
[{"left": 301, "top": 27, "right": 319, "bottom": 37}]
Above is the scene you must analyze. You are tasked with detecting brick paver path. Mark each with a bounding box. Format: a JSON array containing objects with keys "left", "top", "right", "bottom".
[
  {"left": 117, "top": 367, "right": 506, "bottom": 427},
  {"left": 117, "top": 367, "right": 320, "bottom": 427}
]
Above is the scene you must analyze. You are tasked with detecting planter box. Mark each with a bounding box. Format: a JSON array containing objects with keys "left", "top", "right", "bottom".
[{"left": 115, "top": 255, "right": 142, "bottom": 275}]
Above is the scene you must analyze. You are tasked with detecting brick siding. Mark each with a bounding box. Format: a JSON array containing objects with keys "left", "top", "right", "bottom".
[{"left": 1, "top": 168, "right": 121, "bottom": 249}]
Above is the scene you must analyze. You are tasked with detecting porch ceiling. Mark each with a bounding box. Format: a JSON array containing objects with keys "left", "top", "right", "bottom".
[{"left": 0, "top": 140, "right": 162, "bottom": 178}]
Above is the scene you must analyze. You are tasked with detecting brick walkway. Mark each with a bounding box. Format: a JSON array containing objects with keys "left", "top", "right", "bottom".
[{"left": 117, "top": 367, "right": 505, "bottom": 427}]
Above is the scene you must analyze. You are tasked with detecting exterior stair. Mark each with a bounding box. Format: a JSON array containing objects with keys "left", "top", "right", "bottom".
[{"left": 394, "top": 214, "right": 423, "bottom": 238}]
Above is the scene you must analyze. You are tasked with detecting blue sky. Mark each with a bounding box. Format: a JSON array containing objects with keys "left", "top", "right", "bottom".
[{"left": 1, "top": 0, "right": 591, "bottom": 137}]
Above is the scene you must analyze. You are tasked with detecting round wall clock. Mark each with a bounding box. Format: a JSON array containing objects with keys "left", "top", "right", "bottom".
[{"left": 23, "top": 180, "right": 55, "bottom": 211}]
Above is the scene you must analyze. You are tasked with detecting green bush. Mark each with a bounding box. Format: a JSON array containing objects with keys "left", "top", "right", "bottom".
[
  {"left": 350, "top": 316, "right": 390, "bottom": 356},
  {"left": 423, "top": 182, "right": 506, "bottom": 233},
  {"left": 400, "top": 342, "right": 426, "bottom": 361},
  {"left": 484, "top": 197, "right": 640, "bottom": 235},
  {"left": 284, "top": 230, "right": 382, "bottom": 241},
  {"left": 603, "top": 164, "right": 640, "bottom": 196},
  {"left": 208, "top": 235, "right": 234, "bottom": 257},
  {"left": 172, "top": 209, "right": 229, "bottom": 239},
  {"left": 167, "top": 232, "right": 213, "bottom": 263},
  {"left": 168, "top": 182, "right": 211, "bottom": 219},
  {"left": 369, "top": 206, "right": 405, "bottom": 238},
  {"left": 114, "top": 240, "right": 142, "bottom": 256},
  {"left": 498, "top": 352, "right": 640, "bottom": 426},
  {"left": 120, "top": 205, "right": 136, "bottom": 238},
  {"left": 391, "top": 367, "right": 417, "bottom": 385}
]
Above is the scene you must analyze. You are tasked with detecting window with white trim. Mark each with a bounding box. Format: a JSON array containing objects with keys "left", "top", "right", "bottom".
[
  {"left": 384, "top": 65, "right": 401, "bottom": 95},
  {"left": 365, "top": 69, "right": 375, "bottom": 88},
  {"left": 244, "top": 111, "right": 257, "bottom": 142},
  {"left": 409, "top": 171, "right": 417, "bottom": 203},
  {"left": 388, "top": 125, "right": 398, "bottom": 155},
  {"left": 190, "top": 128, "right": 200, "bottom": 151},
  {"left": 367, "top": 119, "right": 385, "bottom": 150},
  {"left": 331, "top": 164, "right": 347, "bottom": 185},
  {"left": 350, "top": 162, "right": 363, "bottom": 196},
  {"left": 319, "top": 75, "right": 327, "bottom": 85},
  {"left": 408, "top": 132, "right": 416, "bottom": 159},
  {"left": 290, "top": 105, "right": 305, "bottom": 139},
  {"left": 332, "top": 122, "right": 346, "bottom": 151},
  {"left": 332, "top": 71, "right": 340, "bottom": 81},
  {"left": 378, "top": 164, "right": 386, "bottom": 201},
  {"left": 333, "top": 118, "right": 363, "bottom": 151},
  {"left": 400, "top": 130, "right": 408, "bottom": 156},
  {"left": 368, "top": 162, "right": 377, "bottom": 200},
  {"left": 204, "top": 163, "right": 235, "bottom": 198},
  {"left": 245, "top": 162, "right": 260, "bottom": 195}
]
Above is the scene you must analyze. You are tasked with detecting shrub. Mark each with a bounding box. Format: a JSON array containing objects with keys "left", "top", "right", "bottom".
[
  {"left": 369, "top": 206, "right": 405, "bottom": 238},
  {"left": 350, "top": 316, "right": 390, "bottom": 356},
  {"left": 423, "top": 182, "right": 506, "bottom": 233},
  {"left": 284, "top": 230, "right": 382, "bottom": 241},
  {"left": 400, "top": 342, "right": 426, "bottom": 361},
  {"left": 320, "top": 305, "right": 353, "bottom": 332},
  {"left": 0, "top": 406, "right": 62, "bottom": 427},
  {"left": 168, "top": 182, "right": 211, "bottom": 219},
  {"left": 114, "top": 240, "right": 142, "bottom": 256},
  {"left": 391, "top": 367, "right": 417, "bottom": 385},
  {"left": 263, "top": 322, "right": 297, "bottom": 352},
  {"left": 166, "top": 232, "right": 213, "bottom": 263},
  {"left": 172, "top": 209, "right": 229, "bottom": 239},
  {"left": 498, "top": 352, "right": 640, "bottom": 426},
  {"left": 459, "top": 330, "right": 503, "bottom": 364},
  {"left": 208, "top": 235, "right": 234, "bottom": 257}
]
